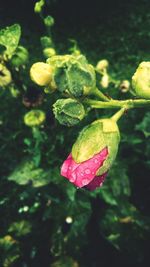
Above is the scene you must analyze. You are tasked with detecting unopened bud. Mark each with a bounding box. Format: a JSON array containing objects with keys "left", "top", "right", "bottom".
[
  {"left": 24, "top": 109, "right": 46, "bottom": 127},
  {"left": 30, "top": 62, "right": 53, "bottom": 86},
  {"left": 43, "top": 48, "right": 56, "bottom": 58},
  {"left": 119, "top": 80, "right": 130, "bottom": 93},
  {"left": 44, "top": 16, "right": 54, "bottom": 27},
  {"left": 132, "top": 62, "right": 150, "bottom": 99},
  {"left": 34, "top": 0, "right": 44, "bottom": 13},
  {"left": 41, "top": 36, "right": 53, "bottom": 49},
  {"left": 100, "top": 74, "right": 109, "bottom": 88},
  {"left": 53, "top": 98, "right": 85, "bottom": 126},
  {"left": 47, "top": 54, "right": 96, "bottom": 97},
  {"left": 96, "top": 59, "right": 109, "bottom": 72}
]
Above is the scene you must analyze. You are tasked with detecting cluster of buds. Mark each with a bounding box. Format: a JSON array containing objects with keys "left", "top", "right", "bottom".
[
  {"left": 96, "top": 59, "right": 110, "bottom": 89},
  {"left": 30, "top": 55, "right": 96, "bottom": 95},
  {"left": 29, "top": 52, "right": 150, "bottom": 191}
]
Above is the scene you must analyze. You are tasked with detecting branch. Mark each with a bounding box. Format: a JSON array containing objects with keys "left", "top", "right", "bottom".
[{"left": 84, "top": 98, "right": 150, "bottom": 109}]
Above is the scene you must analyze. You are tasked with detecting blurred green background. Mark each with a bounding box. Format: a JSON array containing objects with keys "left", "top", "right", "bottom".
[{"left": 0, "top": 0, "right": 150, "bottom": 266}]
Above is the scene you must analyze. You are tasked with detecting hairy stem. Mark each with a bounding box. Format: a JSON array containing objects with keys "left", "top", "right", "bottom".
[
  {"left": 84, "top": 98, "right": 150, "bottom": 109},
  {"left": 111, "top": 108, "right": 127, "bottom": 122},
  {"left": 90, "top": 87, "right": 110, "bottom": 102}
]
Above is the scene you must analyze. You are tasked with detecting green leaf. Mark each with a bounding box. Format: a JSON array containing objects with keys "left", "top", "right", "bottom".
[
  {"left": 135, "top": 112, "right": 150, "bottom": 137},
  {"left": 7, "top": 159, "right": 51, "bottom": 187},
  {"left": 100, "top": 202, "right": 150, "bottom": 257},
  {"left": 8, "top": 221, "right": 32, "bottom": 237},
  {"left": 0, "top": 24, "right": 21, "bottom": 58},
  {"left": 99, "top": 160, "right": 131, "bottom": 205}
]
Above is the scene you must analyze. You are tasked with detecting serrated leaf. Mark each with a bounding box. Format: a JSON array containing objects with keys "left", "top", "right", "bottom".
[
  {"left": 0, "top": 24, "right": 21, "bottom": 58},
  {"left": 7, "top": 159, "right": 51, "bottom": 187},
  {"left": 99, "top": 161, "right": 131, "bottom": 205},
  {"left": 8, "top": 220, "right": 32, "bottom": 237},
  {"left": 135, "top": 112, "right": 150, "bottom": 137}
]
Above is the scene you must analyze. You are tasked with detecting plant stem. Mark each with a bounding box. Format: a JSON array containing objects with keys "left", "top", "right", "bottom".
[
  {"left": 111, "top": 108, "right": 126, "bottom": 122},
  {"left": 90, "top": 87, "right": 110, "bottom": 102},
  {"left": 84, "top": 98, "right": 150, "bottom": 109}
]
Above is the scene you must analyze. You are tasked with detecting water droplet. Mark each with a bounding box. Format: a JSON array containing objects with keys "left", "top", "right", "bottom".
[
  {"left": 92, "top": 172, "right": 95, "bottom": 175},
  {"left": 94, "top": 159, "right": 98, "bottom": 163},
  {"left": 66, "top": 216, "right": 73, "bottom": 224},
  {"left": 70, "top": 172, "right": 76, "bottom": 182},
  {"left": 85, "top": 169, "right": 91, "bottom": 174},
  {"left": 82, "top": 179, "right": 89, "bottom": 186},
  {"left": 69, "top": 166, "right": 72, "bottom": 170}
]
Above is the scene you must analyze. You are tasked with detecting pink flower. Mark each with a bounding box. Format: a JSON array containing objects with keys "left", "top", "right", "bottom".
[{"left": 61, "top": 147, "right": 108, "bottom": 191}]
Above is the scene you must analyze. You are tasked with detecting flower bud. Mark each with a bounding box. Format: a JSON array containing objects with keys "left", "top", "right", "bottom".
[
  {"left": 61, "top": 118, "right": 120, "bottom": 190},
  {"left": 34, "top": 0, "right": 44, "bottom": 13},
  {"left": 11, "top": 46, "right": 29, "bottom": 67},
  {"left": 132, "top": 62, "right": 150, "bottom": 99},
  {"left": 30, "top": 62, "right": 53, "bottom": 86},
  {"left": 44, "top": 16, "right": 54, "bottom": 27},
  {"left": 41, "top": 36, "right": 53, "bottom": 49},
  {"left": 0, "top": 64, "right": 12, "bottom": 87},
  {"left": 119, "top": 80, "right": 130, "bottom": 93},
  {"left": 53, "top": 98, "right": 85, "bottom": 126},
  {"left": 100, "top": 73, "right": 109, "bottom": 88},
  {"left": 72, "top": 49, "right": 81, "bottom": 56},
  {"left": 96, "top": 59, "right": 109, "bottom": 72},
  {"left": 43, "top": 48, "right": 56, "bottom": 59},
  {"left": 24, "top": 110, "right": 46, "bottom": 127},
  {"left": 47, "top": 54, "right": 96, "bottom": 97}
]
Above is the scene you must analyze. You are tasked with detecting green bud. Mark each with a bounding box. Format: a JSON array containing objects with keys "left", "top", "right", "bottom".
[
  {"left": 0, "top": 63, "right": 12, "bottom": 87},
  {"left": 72, "top": 118, "right": 120, "bottom": 174},
  {"left": 9, "top": 85, "right": 20, "bottom": 97},
  {"left": 44, "top": 16, "right": 54, "bottom": 27},
  {"left": 34, "top": 0, "right": 44, "bottom": 13},
  {"left": 11, "top": 46, "right": 29, "bottom": 67},
  {"left": 132, "top": 62, "right": 150, "bottom": 99},
  {"left": 47, "top": 54, "right": 96, "bottom": 97},
  {"left": 100, "top": 73, "right": 109, "bottom": 88},
  {"left": 40, "top": 36, "right": 53, "bottom": 49},
  {"left": 30, "top": 62, "right": 53, "bottom": 86},
  {"left": 53, "top": 98, "right": 85, "bottom": 126},
  {"left": 119, "top": 80, "right": 130, "bottom": 93},
  {"left": 43, "top": 48, "right": 56, "bottom": 58},
  {"left": 72, "top": 49, "right": 81, "bottom": 56},
  {"left": 96, "top": 59, "right": 109, "bottom": 72},
  {"left": 24, "top": 110, "right": 46, "bottom": 127}
]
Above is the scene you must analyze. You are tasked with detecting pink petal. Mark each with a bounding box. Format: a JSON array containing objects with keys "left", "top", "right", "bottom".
[
  {"left": 61, "top": 153, "right": 72, "bottom": 177},
  {"left": 61, "top": 147, "right": 108, "bottom": 188},
  {"left": 84, "top": 172, "right": 107, "bottom": 191}
]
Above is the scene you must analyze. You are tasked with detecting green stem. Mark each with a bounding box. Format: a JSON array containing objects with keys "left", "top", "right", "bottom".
[
  {"left": 84, "top": 98, "right": 150, "bottom": 109},
  {"left": 111, "top": 108, "right": 126, "bottom": 122},
  {"left": 90, "top": 87, "right": 110, "bottom": 102}
]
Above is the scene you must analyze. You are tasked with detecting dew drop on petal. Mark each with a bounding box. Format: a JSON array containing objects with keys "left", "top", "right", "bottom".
[
  {"left": 69, "top": 172, "right": 76, "bottom": 182},
  {"left": 85, "top": 168, "right": 91, "bottom": 174},
  {"left": 82, "top": 179, "right": 89, "bottom": 186}
]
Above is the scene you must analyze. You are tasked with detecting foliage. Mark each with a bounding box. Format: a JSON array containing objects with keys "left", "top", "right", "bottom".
[{"left": 0, "top": 0, "right": 150, "bottom": 266}]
